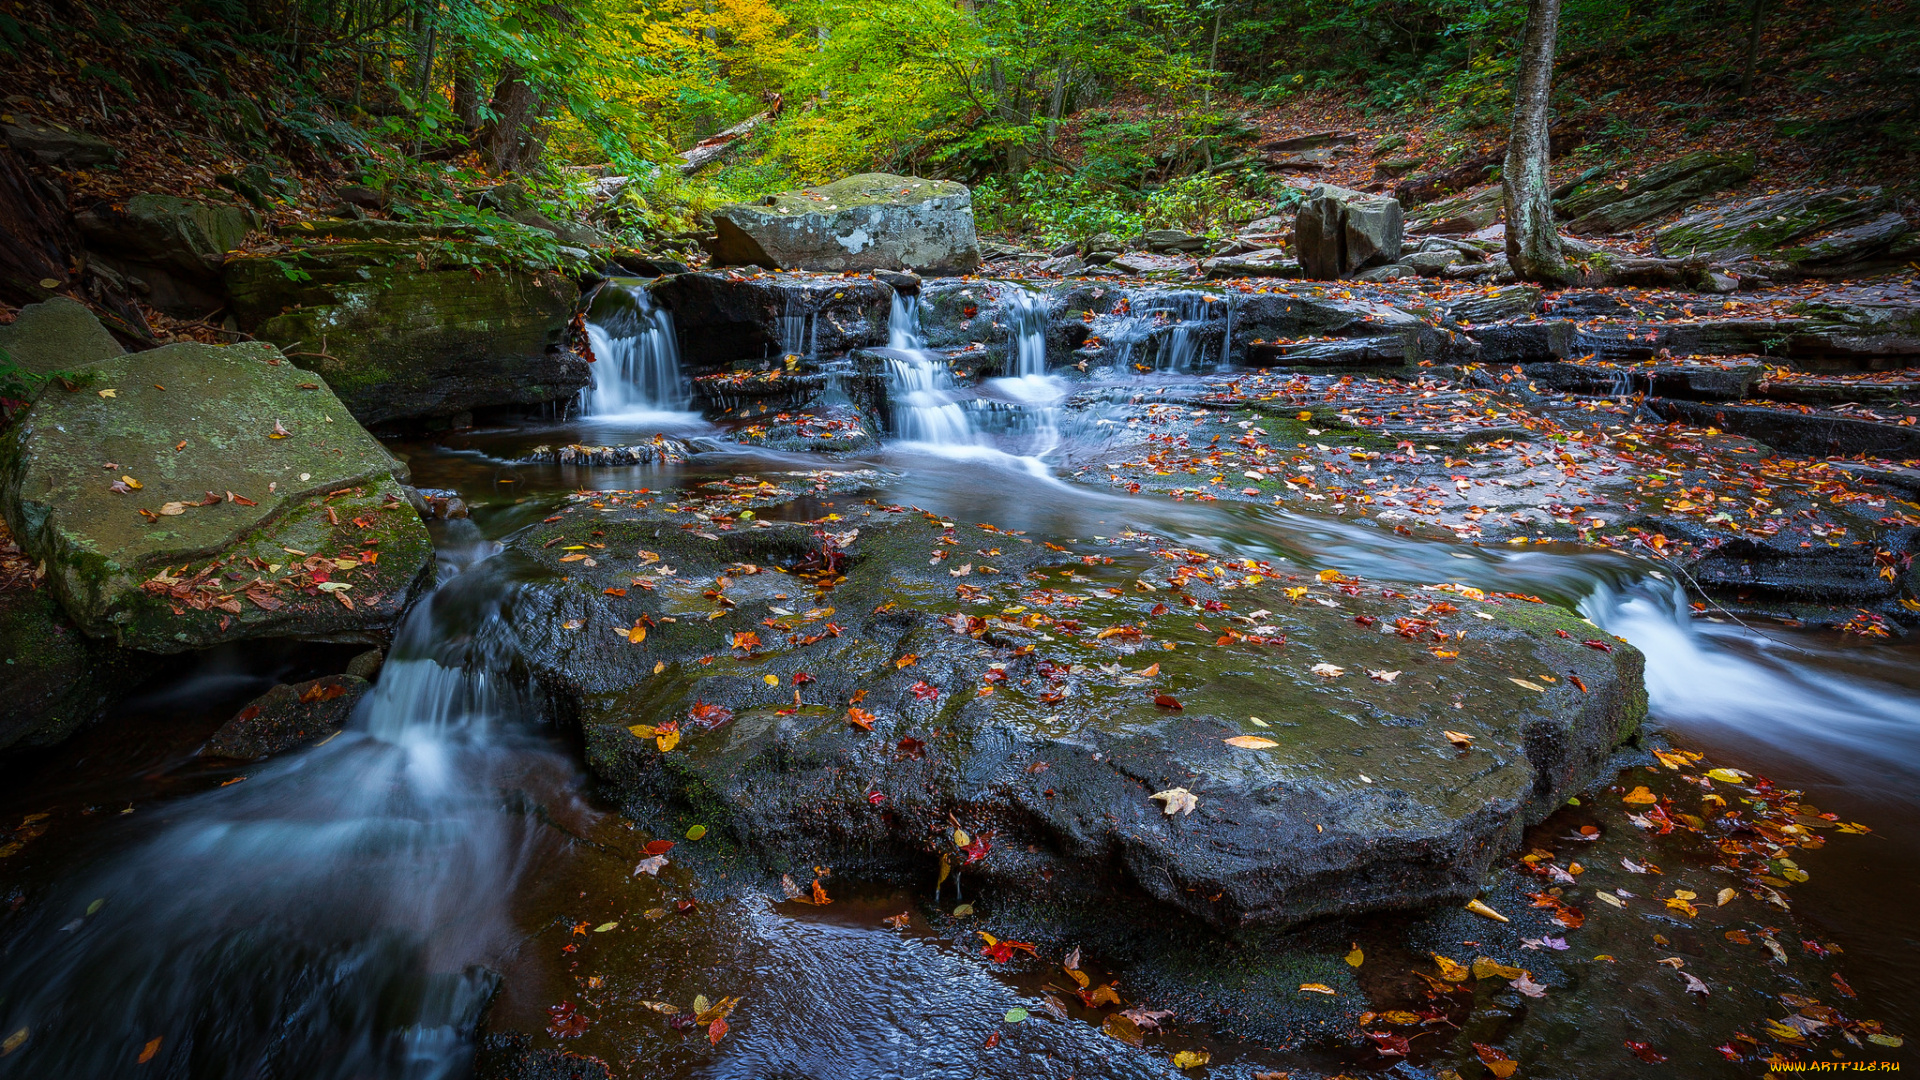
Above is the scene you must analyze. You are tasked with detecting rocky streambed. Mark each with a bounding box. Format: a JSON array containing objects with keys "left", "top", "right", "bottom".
[{"left": 0, "top": 244, "right": 1914, "bottom": 1078}]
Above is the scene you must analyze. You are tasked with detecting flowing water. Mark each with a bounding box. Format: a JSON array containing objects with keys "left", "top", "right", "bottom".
[{"left": 3, "top": 288, "right": 1917, "bottom": 1076}]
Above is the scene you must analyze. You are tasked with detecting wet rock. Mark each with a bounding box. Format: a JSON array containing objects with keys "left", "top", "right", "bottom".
[
  {"left": 1654, "top": 186, "right": 1891, "bottom": 261},
  {"left": 1781, "top": 211, "right": 1911, "bottom": 270},
  {"left": 1561, "top": 152, "right": 1755, "bottom": 235},
  {"left": 225, "top": 243, "right": 584, "bottom": 427},
  {"left": 0, "top": 579, "right": 160, "bottom": 753},
  {"left": 0, "top": 296, "right": 124, "bottom": 377},
  {"left": 507, "top": 499, "right": 1645, "bottom": 932},
  {"left": 519, "top": 440, "right": 692, "bottom": 466},
  {"left": 410, "top": 488, "right": 470, "bottom": 520},
  {"left": 873, "top": 268, "right": 922, "bottom": 292},
  {"left": 1233, "top": 288, "right": 1454, "bottom": 366},
  {"left": 1, "top": 122, "right": 120, "bottom": 168},
  {"left": 0, "top": 341, "right": 434, "bottom": 651},
  {"left": 1444, "top": 285, "right": 1542, "bottom": 325},
  {"left": 1352, "top": 263, "right": 1415, "bottom": 282},
  {"left": 346, "top": 647, "right": 385, "bottom": 680},
  {"left": 1293, "top": 184, "right": 1404, "bottom": 279},
  {"left": 708, "top": 173, "right": 980, "bottom": 274},
  {"left": 1201, "top": 248, "right": 1300, "bottom": 279},
  {"left": 204, "top": 673, "right": 369, "bottom": 759},
  {"left": 474, "top": 1032, "right": 615, "bottom": 1080},
  {"left": 75, "top": 194, "right": 260, "bottom": 317},
  {"left": 649, "top": 271, "right": 892, "bottom": 373},
  {"left": 1107, "top": 252, "right": 1197, "bottom": 276},
  {"left": 1647, "top": 399, "right": 1920, "bottom": 459}
]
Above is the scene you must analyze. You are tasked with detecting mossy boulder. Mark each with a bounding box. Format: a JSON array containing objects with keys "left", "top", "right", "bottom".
[
  {"left": 0, "top": 296, "right": 124, "bottom": 376},
  {"left": 709, "top": 173, "right": 981, "bottom": 274},
  {"left": 503, "top": 496, "right": 1645, "bottom": 931},
  {"left": 225, "top": 242, "right": 585, "bottom": 426},
  {"left": 0, "top": 582, "right": 161, "bottom": 752},
  {"left": 74, "top": 194, "right": 259, "bottom": 316},
  {"left": 1558, "top": 151, "right": 1755, "bottom": 234},
  {"left": 0, "top": 341, "right": 433, "bottom": 652}
]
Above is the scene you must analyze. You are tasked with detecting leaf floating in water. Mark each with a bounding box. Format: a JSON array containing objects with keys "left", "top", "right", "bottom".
[
  {"left": 633, "top": 856, "right": 668, "bottom": 876},
  {"left": 1003, "top": 1007, "right": 1029, "bottom": 1023},
  {"left": 1344, "top": 946, "right": 1364, "bottom": 967},
  {"left": 1621, "top": 785, "right": 1658, "bottom": 805},
  {"left": 1431, "top": 953, "right": 1470, "bottom": 981},
  {"left": 1310, "top": 663, "right": 1344, "bottom": 678},
  {"left": 642, "top": 840, "right": 675, "bottom": 856},
  {"left": 137, "top": 1037, "right": 161, "bottom": 1064},
  {"left": 1171, "top": 1049, "right": 1211, "bottom": 1069},
  {"left": 1102, "top": 1012, "right": 1144, "bottom": 1047},
  {"left": 545, "top": 1001, "right": 588, "bottom": 1038},
  {"left": 593, "top": 921, "right": 617, "bottom": 933},
  {"left": 1474, "top": 1042, "right": 1517, "bottom": 1078}
]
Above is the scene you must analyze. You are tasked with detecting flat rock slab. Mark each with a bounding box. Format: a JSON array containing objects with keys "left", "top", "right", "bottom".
[
  {"left": 1, "top": 342, "right": 433, "bottom": 651},
  {"left": 0, "top": 297, "right": 124, "bottom": 376},
  {"left": 710, "top": 173, "right": 981, "bottom": 275},
  {"left": 505, "top": 496, "right": 1644, "bottom": 931},
  {"left": 204, "top": 672, "right": 369, "bottom": 758}
]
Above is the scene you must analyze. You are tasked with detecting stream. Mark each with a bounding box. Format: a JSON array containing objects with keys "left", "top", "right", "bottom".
[{"left": 1, "top": 286, "right": 1914, "bottom": 1078}]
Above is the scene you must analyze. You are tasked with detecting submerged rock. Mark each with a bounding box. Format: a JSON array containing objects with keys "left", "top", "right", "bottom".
[
  {"left": 708, "top": 173, "right": 981, "bottom": 275},
  {"left": 506, "top": 497, "right": 1644, "bottom": 932},
  {"left": 225, "top": 242, "right": 585, "bottom": 427},
  {"left": 1, "top": 341, "right": 434, "bottom": 651}
]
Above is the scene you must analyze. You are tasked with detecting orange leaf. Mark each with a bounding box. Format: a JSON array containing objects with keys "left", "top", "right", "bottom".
[{"left": 138, "top": 1037, "right": 162, "bottom": 1064}]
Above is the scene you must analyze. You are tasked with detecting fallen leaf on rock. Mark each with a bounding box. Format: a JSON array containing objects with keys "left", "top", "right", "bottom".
[
  {"left": 1298, "top": 983, "right": 1336, "bottom": 994},
  {"left": 1102, "top": 1012, "right": 1144, "bottom": 1047},
  {"left": 138, "top": 1037, "right": 161, "bottom": 1063},
  {"left": 1368, "top": 669, "right": 1400, "bottom": 682},
  {"left": 627, "top": 624, "right": 647, "bottom": 643},
  {"left": 633, "top": 855, "right": 668, "bottom": 876},
  {"left": 1345, "top": 946, "right": 1364, "bottom": 967},
  {"left": 1171, "top": 1049, "right": 1210, "bottom": 1069},
  {"left": 1225, "top": 735, "right": 1278, "bottom": 749},
  {"left": 642, "top": 840, "right": 675, "bottom": 856},
  {"left": 1704, "top": 767, "right": 1748, "bottom": 784},
  {"left": 1466, "top": 898, "right": 1509, "bottom": 922},
  {"left": 593, "top": 921, "right": 617, "bottom": 932},
  {"left": 1153, "top": 694, "right": 1183, "bottom": 710},
  {"left": 269, "top": 420, "right": 291, "bottom": 439},
  {"left": 1004, "top": 1007, "right": 1029, "bottom": 1023},
  {"left": 1473, "top": 956, "right": 1524, "bottom": 980},
  {"left": 1443, "top": 730, "right": 1475, "bottom": 747},
  {"left": 1512, "top": 973, "right": 1548, "bottom": 997},
  {"left": 1150, "top": 788, "right": 1198, "bottom": 815},
  {"left": 1717, "top": 887, "right": 1737, "bottom": 906},
  {"left": 1625, "top": 1040, "right": 1667, "bottom": 1063},
  {"left": 1508, "top": 677, "right": 1546, "bottom": 692},
  {"left": 1474, "top": 1042, "right": 1517, "bottom": 1078},
  {"left": 1432, "top": 953, "right": 1470, "bottom": 981},
  {"left": 846, "top": 707, "right": 876, "bottom": 730},
  {"left": 1622, "top": 785, "right": 1658, "bottom": 805},
  {"left": 1310, "top": 663, "right": 1344, "bottom": 677}
]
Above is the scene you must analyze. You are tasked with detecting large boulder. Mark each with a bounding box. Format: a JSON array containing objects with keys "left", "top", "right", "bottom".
[
  {"left": 2, "top": 122, "right": 119, "bottom": 169},
  {"left": 0, "top": 574, "right": 161, "bottom": 752},
  {"left": 1293, "top": 183, "right": 1404, "bottom": 278},
  {"left": 1559, "top": 152, "right": 1755, "bottom": 235},
  {"left": 506, "top": 498, "right": 1644, "bottom": 932},
  {"left": 709, "top": 173, "right": 981, "bottom": 274},
  {"left": 0, "top": 296, "right": 124, "bottom": 376},
  {"left": 74, "top": 194, "right": 258, "bottom": 317},
  {"left": 225, "top": 241, "right": 585, "bottom": 427},
  {"left": 0, "top": 341, "right": 434, "bottom": 652}
]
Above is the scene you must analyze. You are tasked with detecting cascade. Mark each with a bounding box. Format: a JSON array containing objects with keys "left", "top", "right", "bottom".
[
  {"left": 880, "top": 291, "right": 979, "bottom": 445},
  {"left": 580, "top": 280, "right": 687, "bottom": 415}
]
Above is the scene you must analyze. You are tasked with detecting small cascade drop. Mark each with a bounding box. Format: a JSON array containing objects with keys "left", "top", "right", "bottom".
[
  {"left": 1007, "top": 287, "right": 1050, "bottom": 377},
  {"left": 775, "top": 297, "right": 818, "bottom": 360},
  {"left": 881, "top": 291, "right": 980, "bottom": 446},
  {"left": 581, "top": 280, "right": 687, "bottom": 415},
  {"left": 1086, "top": 290, "right": 1232, "bottom": 373}
]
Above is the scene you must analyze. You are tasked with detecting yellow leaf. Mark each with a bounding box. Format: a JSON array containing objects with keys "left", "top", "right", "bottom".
[
  {"left": 1472, "top": 956, "right": 1524, "bottom": 980},
  {"left": 593, "top": 921, "right": 618, "bottom": 932},
  {"left": 1379, "top": 1010, "right": 1423, "bottom": 1025},
  {"left": 98, "top": 388, "right": 117, "bottom": 398},
  {"left": 656, "top": 729, "right": 680, "bottom": 752},
  {"left": 1344, "top": 946, "right": 1364, "bottom": 968},
  {"left": 1316, "top": 568, "right": 1343, "bottom": 582},
  {"left": 1224, "top": 735, "right": 1279, "bottom": 749},
  {"left": 1622, "top": 786, "right": 1658, "bottom": 805},
  {"left": 627, "top": 724, "right": 658, "bottom": 738},
  {"left": 1868, "top": 1033, "right": 1904, "bottom": 1048},
  {"left": 1716, "top": 887, "right": 1737, "bottom": 906},
  {"left": 1443, "top": 730, "right": 1475, "bottom": 747},
  {"left": 764, "top": 674, "right": 779, "bottom": 685},
  {"left": 1467, "top": 897, "right": 1506, "bottom": 922},
  {"left": 120, "top": 475, "right": 142, "bottom": 490},
  {"left": 1703, "top": 768, "right": 1746, "bottom": 784},
  {"left": 1596, "top": 891, "right": 1626, "bottom": 908},
  {"left": 1171, "top": 1050, "right": 1211, "bottom": 1069},
  {"left": 1508, "top": 678, "right": 1545, "bottom": 692},
  {"left": 627, "top": 624, "right": 647, "bottom": 643},
  {"left": 954, "top": 829, "right": 971, "bottom": 848},
  {"left": 1298, "top": 982, "right": 1337, "bottom": 994},
  {"left": 1431, "top": 953, "right": 1470, "bottom": 981}
]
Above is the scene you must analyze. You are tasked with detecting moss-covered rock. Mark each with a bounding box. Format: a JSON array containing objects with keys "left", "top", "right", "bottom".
[
  {"left": 1653, "top": 186, "right": 1890, "bottom": 259},
  {"left": 710, "top": 173, "right": 981, "bottom": 274},
  {"left": 0, "top": 341, "right": 433, "bottom": 652},
  {"left": 502, "top": 494, "right": 1644, "bottom": 931},
  {"left": 0, "top": 581, "right": 160, "bottom": 752},
  {"left": 0, "top": 296, "right": 124, "bottom": 376},
  {"left": 225, "top": 242, "right": 585, "bottom": 426}
]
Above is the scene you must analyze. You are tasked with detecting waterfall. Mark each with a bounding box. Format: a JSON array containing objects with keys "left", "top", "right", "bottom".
[
  {"left": 776, "top": 297, "right": 818, "bottom": 360},
  {"left": 1007, "top": 287, "right": 1049, "bottom": 377},
  {"left": 0, "top": 534, "right": 548, "bottom": 1080},
  {"left": 581, "top": 280, "right": 687, "bottom": 415},
  {"left": 881, "top": 291, "right": 979, "bottom": 446}
]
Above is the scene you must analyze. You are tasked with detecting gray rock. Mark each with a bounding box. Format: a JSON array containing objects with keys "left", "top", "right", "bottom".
[
  {"left": 648, "top": 271, "right": 893, "bottom": 374},
  {"left": 1701, "top": 270, "right": 1741, "bottom": 293},
  {"left": 345, "top": 648, "right": 385, "bottom": 680},
  {"left": 1201, "top": 248, "right": 1300, "bottom": 279},
  {"left": 205, "top": 673, "right": 370, "bottom": 758},
  {"left": 709, "top": 173, "right": 980, "bottom": 274},
  {"left": 1, "top": 341, "right": 434, "bottom": 651},
  {"left": 872, "top": 268, "right": 923, "bottom": 292},
  {"left": 1785, "top": 212, "right": 1910, "bottom": 267},
  {"left": 1444, "top": 284, "right": 1543, "bottom": 325},
  {"left": 1654, "top": 186, "right": 1890, "bottom": 260},
  {"left": 2, "top": 122, "right": 119, "bottom": 168},
  {"left": 1567, "top": 155, "right": 1756, "bottom": 235},
  {"left": 1352, "top": 263, "right": 1415, "bottom": 282},
  {"left": 0, "top": 297, "right": 124, "bottom": 376},
  {"left": 1082, "top": 231, "right": 1123, "bottom": 254},
  {"left": 1293, "top": 183, "right": 1404, "bottom": 278},
  {"left": 1142, "top": 228, "right": 1208, "bottom": 253},
  {"left": 75, "top": 194, "right": 258, "bottom": 281},
  {"left": 1107, "top": 252, "right": 1197, "bottom": 276},
  {"left": 1404, "top": 249, "right": 1465, "bottom": 274},
  {"left": 0, "top": 584, "right": 160, "bottom": 753},
  {"left": 1405, "top": 184, "right": 1502, "bottom": 235},
  {"left": 1036, "top": 254, "right": 1089, "bottom": 276}
]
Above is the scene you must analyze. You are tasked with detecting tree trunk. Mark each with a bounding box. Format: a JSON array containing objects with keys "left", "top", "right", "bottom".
[
  {"left": 1502, "top": 0, "right": 1570, "bottom": 284},
  {"left": 476, "top": 64, "right": 542, "bottom": 172},
  {"left": 452, "top": 52, "right": 481, "bottom": 133},
  {"left": 1045, "top": 60, "right": 1070, "bottom": 145},
  {"left": 1740, "top": 0, "right": 1766, "bottom": 97}
]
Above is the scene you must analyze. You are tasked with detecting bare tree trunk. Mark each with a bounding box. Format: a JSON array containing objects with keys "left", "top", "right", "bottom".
[
  {"left": 1045, "top": 59, "right": 1070, "bottom": 145},
  {"left": 1502, "top": 0, "right": 1570, "bottom": 284},
  {"left": 1740, "top": 0, "right": 1766, "bottom": 97},
  {"left": 1204, "top": 6, "right": 1222, "bottom": 107},
  {"left": 451, "top": 51, "right": 481, "bottom": 132}
]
